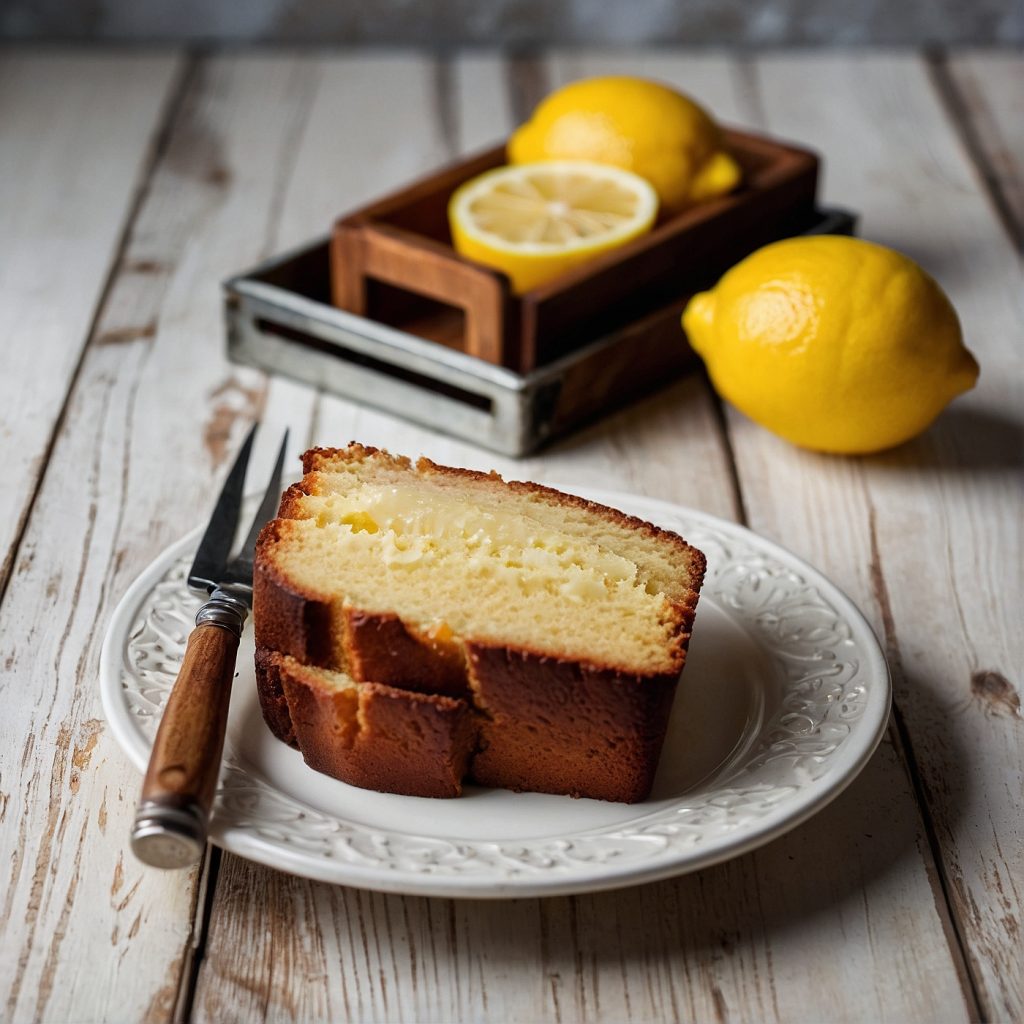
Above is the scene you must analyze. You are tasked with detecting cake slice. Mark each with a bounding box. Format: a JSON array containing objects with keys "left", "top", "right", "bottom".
[
  {"left": 254, "top": 443, "right": 706, "bottom": 803},
  {"left": 256, "top": 649, "right": 477, "bottom": 798}
]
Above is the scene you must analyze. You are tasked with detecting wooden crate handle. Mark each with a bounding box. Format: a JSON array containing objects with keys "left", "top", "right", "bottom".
[{"left": 332, "top": 221, "right": 516, "bottom": 368}]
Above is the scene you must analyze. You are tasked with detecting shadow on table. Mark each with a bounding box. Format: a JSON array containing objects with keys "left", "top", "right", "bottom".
[
  {"left": 863, "top": 405, "right": 1023, "bottom": 475},
  {"left": 538, "top": 372, "right": 713, "bottom": 461},
  {"left": 543, "top": 371, "right": 1022, "bottom": 486}
]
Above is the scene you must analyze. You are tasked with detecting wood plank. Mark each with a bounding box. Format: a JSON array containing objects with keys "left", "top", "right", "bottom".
[
  {"left": 0, "top": 49, "right": 185, "bottom": 593},
  {"left": 192, "top": 52, "right": 973, "bottom": 1024},
  {"left": 542, "top": 48, "right": 973, "bottom": 1024},
  {"left": 0, "top": 53, "right": 345, "bottom": 1023},
  {"left": 943, "top": 50, "right": 1024, "bottom": 250},
  {"left": 725, "top": 50, "right": 1023, "bottom": 1021}
]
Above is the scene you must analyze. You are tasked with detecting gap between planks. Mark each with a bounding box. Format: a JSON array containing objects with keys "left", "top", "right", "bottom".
[
  {"left": 866, "top": 502, "right": 986, "bottom": 1023},
  {"left": 173, "top": 847, "right": 223, "bottom": 1024},
  {"left": 924, "top": 48, "right": 1024, "bottom": 256},
  {"left": 0, "top": 53, "right": 196, "bottom": 609}
]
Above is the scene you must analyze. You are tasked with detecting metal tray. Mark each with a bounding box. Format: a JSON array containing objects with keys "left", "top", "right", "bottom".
[{"left": 224, "top": 207, "right": 855, "bottom": 457}]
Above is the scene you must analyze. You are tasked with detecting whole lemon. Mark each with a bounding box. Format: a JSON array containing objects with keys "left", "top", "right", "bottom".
[
  {"left": 509, "top": 76, "right": 741, "bottom": 214},
  {"left": 683, "top": 236, "right": 980, "bottom": 454}
]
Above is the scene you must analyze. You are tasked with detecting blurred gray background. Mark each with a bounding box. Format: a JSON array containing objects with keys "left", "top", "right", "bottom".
[{"left": 2, "top": 0, "right": 1022, "bottom": 45}]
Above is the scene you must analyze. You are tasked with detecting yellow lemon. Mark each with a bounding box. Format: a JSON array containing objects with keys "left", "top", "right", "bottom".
[
  {"left": 683, "top": 236, "right": 980, "bottom": 454},
  {"left": 448, "top": 160, "right": 658, "bottom": 294},
  {"left": 509, "top": 76, "right": 741, "bottom": 213}
]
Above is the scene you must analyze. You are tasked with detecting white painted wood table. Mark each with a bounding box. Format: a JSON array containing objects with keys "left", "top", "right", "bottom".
[{"left": 1, "top": 48, "right": 1021, "bottom": 1024}]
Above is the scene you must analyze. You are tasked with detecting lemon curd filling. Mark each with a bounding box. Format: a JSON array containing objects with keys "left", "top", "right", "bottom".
[
  {"left": 303, "top": 484, "right": 641, "bottom": 602},
  {"left": 275, "top": 477, "right": 681, "bottom": 672}
]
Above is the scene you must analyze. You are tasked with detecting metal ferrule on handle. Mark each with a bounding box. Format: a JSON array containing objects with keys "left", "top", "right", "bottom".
[
  {"left": 195, "top": 585, "right": 250, "bottom": 636},
  {"left": 131, "top": 798, "right": 208, "bottom": 870}
]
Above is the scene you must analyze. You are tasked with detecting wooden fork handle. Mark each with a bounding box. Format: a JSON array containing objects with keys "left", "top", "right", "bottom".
[{"left": 131, "top": 591, "right": 247, "bottom": 868}]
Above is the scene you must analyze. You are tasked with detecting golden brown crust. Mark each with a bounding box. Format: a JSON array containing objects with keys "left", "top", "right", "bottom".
[
  {"left": 302, "top": 442, "right": 408, "bottom": 475},
  {"left": 254, "top": 646, "right": 299, "bottom": 747},
  {"left": 253, "top": 442, "right": 706, "bottom": 803},
  {"left": 277, "top": 481, "right": 313, "bottom": 519},
  {"left": 466, "top": 643, "right": 679, "bottom": 802},
  {"left": 259, "top": 649, "right": 477, "bottom": 799},
  {"left": 253, "top": 522, "right": 341, "bottom": 668},
  {"left": 342, "top": 608, "right": 470, "bottom": 698}
]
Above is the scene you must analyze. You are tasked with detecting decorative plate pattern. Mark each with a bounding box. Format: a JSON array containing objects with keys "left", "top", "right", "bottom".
[{"left": 101, "top": 490, "right": 889, "bottom": 897}]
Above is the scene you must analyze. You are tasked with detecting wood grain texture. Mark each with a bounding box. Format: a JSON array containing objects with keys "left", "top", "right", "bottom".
[
  {"left": 335, "top": 216, "right": 515, "bottom": 365},
  {"left": 0, "top": 52, "right": 351, "bottom": 1023},
  {"left": 721, "top": 50, "right": 1024, "bottom": 1021},
  {"left": 0, "top": 50, "right": 184, "bottom": 593},
  {"left": 189, "top": 52, "right": 976, "bottom": 1024},
  {"left": 140, "top": 624, "right": 238, "bottom": 811},
  {"left": 330, "top": 127, "right": 819, "bottom": 372},
  {"left": 943, "top": 50, "right": 1024, "bottom": 250}
]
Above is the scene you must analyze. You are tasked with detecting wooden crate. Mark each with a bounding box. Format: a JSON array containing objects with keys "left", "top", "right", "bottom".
[
  {"left": 228, "top": 210, "right": 855, "bottom": 456},
  {"left": 331, "top": 129, "right": 819, "bottom": 373}
]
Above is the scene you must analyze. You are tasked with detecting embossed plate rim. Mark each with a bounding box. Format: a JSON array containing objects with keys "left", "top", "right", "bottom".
[{"left": 100, "top": 488, "right": 890, "bottom": 898}]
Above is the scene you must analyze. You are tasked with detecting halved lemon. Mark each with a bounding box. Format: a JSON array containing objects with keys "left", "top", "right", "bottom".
[{"left": 448, "top": 161, "right": 659, "bottom": 294}]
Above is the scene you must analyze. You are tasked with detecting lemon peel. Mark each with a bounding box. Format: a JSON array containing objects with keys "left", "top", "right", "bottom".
[
  {"left": 683, "top": 235, "right": 979, "bottom": 454},
  {"left": 509, "top": 76, "right": 740, "bottom": 213}
]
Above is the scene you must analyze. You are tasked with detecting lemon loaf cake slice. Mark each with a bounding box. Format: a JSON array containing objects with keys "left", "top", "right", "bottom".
[{"left": 253, "top": 444, "right": 706, "bottom": 803}]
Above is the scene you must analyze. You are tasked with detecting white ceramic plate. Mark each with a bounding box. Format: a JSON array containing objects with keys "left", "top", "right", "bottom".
[{"left": 100, "top": 488, "right": 890, "bottom": 898}]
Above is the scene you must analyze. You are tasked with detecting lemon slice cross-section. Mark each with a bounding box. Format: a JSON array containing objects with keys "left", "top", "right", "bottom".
[{"left": 448, "top": 160, "right": 659, "bottom": 294}]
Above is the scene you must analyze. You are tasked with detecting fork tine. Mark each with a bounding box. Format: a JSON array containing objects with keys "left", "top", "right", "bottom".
[
  {"left": 187, "top": 423, "right": 258, "bottom": 591},
  {"left": 236, "top": 428, "right": 290, "bottom": 564}
]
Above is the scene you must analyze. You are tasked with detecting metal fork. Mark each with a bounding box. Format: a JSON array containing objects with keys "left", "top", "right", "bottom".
[{"left": 131, "top": 424, "right": 289, "bottom": 869}]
